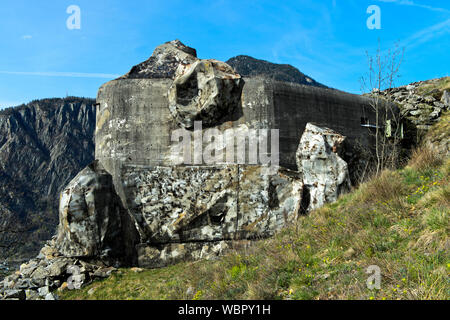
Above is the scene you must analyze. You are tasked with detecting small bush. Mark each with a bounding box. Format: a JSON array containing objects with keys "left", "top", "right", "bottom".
[{"left": 423, "top": 207, "right": 449, "bottom": 232}]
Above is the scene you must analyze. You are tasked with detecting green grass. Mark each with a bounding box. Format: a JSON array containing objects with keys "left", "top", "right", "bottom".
[
  {"left": 416, "top": 76, "right": 450, "bottom": 97},
  {"left": 425, "top": 111, "right": 450, "bottom": 144},
  {"left": 60, "top": 149, "right": 449, "bottom": 301},
  {"left": 61, "top": 264, "right": 194, "bottom": 300}
]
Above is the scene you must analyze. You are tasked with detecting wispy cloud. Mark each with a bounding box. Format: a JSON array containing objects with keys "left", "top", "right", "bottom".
[
  {"left": 0, "top": 71, "right": 120, "bottom": 79},
  {"left": 402, "top": 18, "right": 450, "bottom": 48},
  {"left": 376, "top": 0, "right": 450, "bottom": 14},
  {"left": 21, "top": 35, "right": 32, "bottom": 40}
]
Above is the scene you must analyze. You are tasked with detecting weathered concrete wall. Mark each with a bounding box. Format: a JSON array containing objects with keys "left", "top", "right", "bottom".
[
  {"left": 96, "top": 77, "right": 378, "bottom": 177},
  {"left": 96, "top": 78, "right": 175, "bottom": 202},
  {"left": 269, "top": 81, "right": 377, "bottom": 169},
  {"left": 95, "top": 77, "right": 273, "bottom": 201}
]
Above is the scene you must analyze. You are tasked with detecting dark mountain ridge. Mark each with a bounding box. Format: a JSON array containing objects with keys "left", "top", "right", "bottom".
[{"left": 226, "top": 55, "right": 327, "bottom": 88}]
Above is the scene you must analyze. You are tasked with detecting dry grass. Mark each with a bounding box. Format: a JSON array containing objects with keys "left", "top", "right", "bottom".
[
  {"left": 356, "top": 170, "right": 407, "bottom": 204},
  {"left": 416, "top": 76, "right": 450, "bottom": 97},
  {"left": 408, "top": 146, "right": 443, "bottom": 171}
]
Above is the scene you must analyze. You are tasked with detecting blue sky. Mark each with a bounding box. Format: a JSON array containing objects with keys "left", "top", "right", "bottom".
[{"left": 0, "top": 0, "right": 449, "bottom": 108}]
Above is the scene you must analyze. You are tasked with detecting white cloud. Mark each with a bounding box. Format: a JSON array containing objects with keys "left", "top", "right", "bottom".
[
  {"left": 376, "top": 0, "right": 450, "bottom": 14},
  {"left": 21, "top": 35, "right": 32, "bottom": 40},
  {"left": 0, "top": 71, "right": 120, "bottom": 79}
]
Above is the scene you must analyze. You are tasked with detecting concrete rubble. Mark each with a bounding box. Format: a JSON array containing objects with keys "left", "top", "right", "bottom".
[{"left": 296, "top": 123, "right": 351, "bottom": 212}]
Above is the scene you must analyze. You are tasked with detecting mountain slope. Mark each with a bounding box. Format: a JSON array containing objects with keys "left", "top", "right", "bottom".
[
  {"left": 0, "top": 97, "right": 96, "bottom": 261},
  {"left": 226, "top": 55, "right": 327, "bottom": 87}
]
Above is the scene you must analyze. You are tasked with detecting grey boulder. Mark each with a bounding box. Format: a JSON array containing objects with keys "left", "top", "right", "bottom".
[
  {"left": 2, "top": 289, "right": 26, "bottom": 300},
  {"left": 441, "top": 90, "right": 450, "bottom": 107},
  {"left": 296, "top": 123, "right": 351, "bottom": 212},
  {"left": 55, "top": 160, "right": 125, "bottom": 260}
]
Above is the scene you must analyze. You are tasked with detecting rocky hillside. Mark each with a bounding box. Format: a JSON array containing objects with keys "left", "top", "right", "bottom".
[
  {"left": 379, "top": 77, "right": 449, "bottom": 131},
  {"left": 0, "top": 97, "right": 96, "bottom": 261},
  {"left": 226, "top": 55, "right": 327, "bottom": 87}
]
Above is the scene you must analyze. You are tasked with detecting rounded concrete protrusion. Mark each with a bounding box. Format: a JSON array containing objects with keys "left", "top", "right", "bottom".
[{"left": 168, "top": 59, "right": 244, "bottom": 129}]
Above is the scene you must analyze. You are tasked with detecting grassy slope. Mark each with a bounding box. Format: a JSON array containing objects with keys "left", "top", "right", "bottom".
[
  {"left": 61, "top": 95, "right": 449, "bottom": 300},
  {"left": 416, "top": 77, "right": 450, "bottom": 97},
  {"left": 61, "top": 145, "right": 449, "bottom": 300}
]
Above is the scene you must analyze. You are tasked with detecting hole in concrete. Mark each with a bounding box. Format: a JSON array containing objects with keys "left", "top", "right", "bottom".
[
  {"left": 176, "top": 74, "right": 198, "bottom": 106},
  {"left": 299, "top": 185, "right": 310, "bottom": 215}
]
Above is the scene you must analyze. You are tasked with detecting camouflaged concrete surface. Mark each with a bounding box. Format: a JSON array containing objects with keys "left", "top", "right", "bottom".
[
  {"left": 56, "top": 161, "right": 131, "bottom": 259},
  {"left": 122, "top": 165, "right": 303, "bottom": 244},
  {"left": 296, "top": 123, "right": 351, "bottom": 212}
]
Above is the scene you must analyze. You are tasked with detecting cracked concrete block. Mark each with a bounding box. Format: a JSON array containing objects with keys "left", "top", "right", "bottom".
[
  {"left": 168, "top": 59, "right": 244, "bottom": 129},
  {"left": 296, "top": 123, "right": 351, "bottom": 212}
]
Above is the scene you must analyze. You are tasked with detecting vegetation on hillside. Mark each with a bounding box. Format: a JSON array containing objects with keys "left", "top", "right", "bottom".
[
  {"left": 61, "top": 144, "right": 449, "bottom": 300},
  {"left": 416, "top": 77, "right": 450, "bottom": 98},
  {"left": 423, "top": 110, "right": 450, "bottom": 156},
  {"left": 0, "top": 97, "right": 95, "bottom": 116}
]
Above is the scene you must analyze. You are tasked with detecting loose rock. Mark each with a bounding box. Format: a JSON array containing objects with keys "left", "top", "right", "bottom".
[
  {"left": 121, "top": 39, "right": 197, "bottom": 80},
  {"left": 56, "top": 161, "right": 126, "bottom": 260},
  {"left": 296, "top": 123, "right": 351, "bottom": 212}
]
